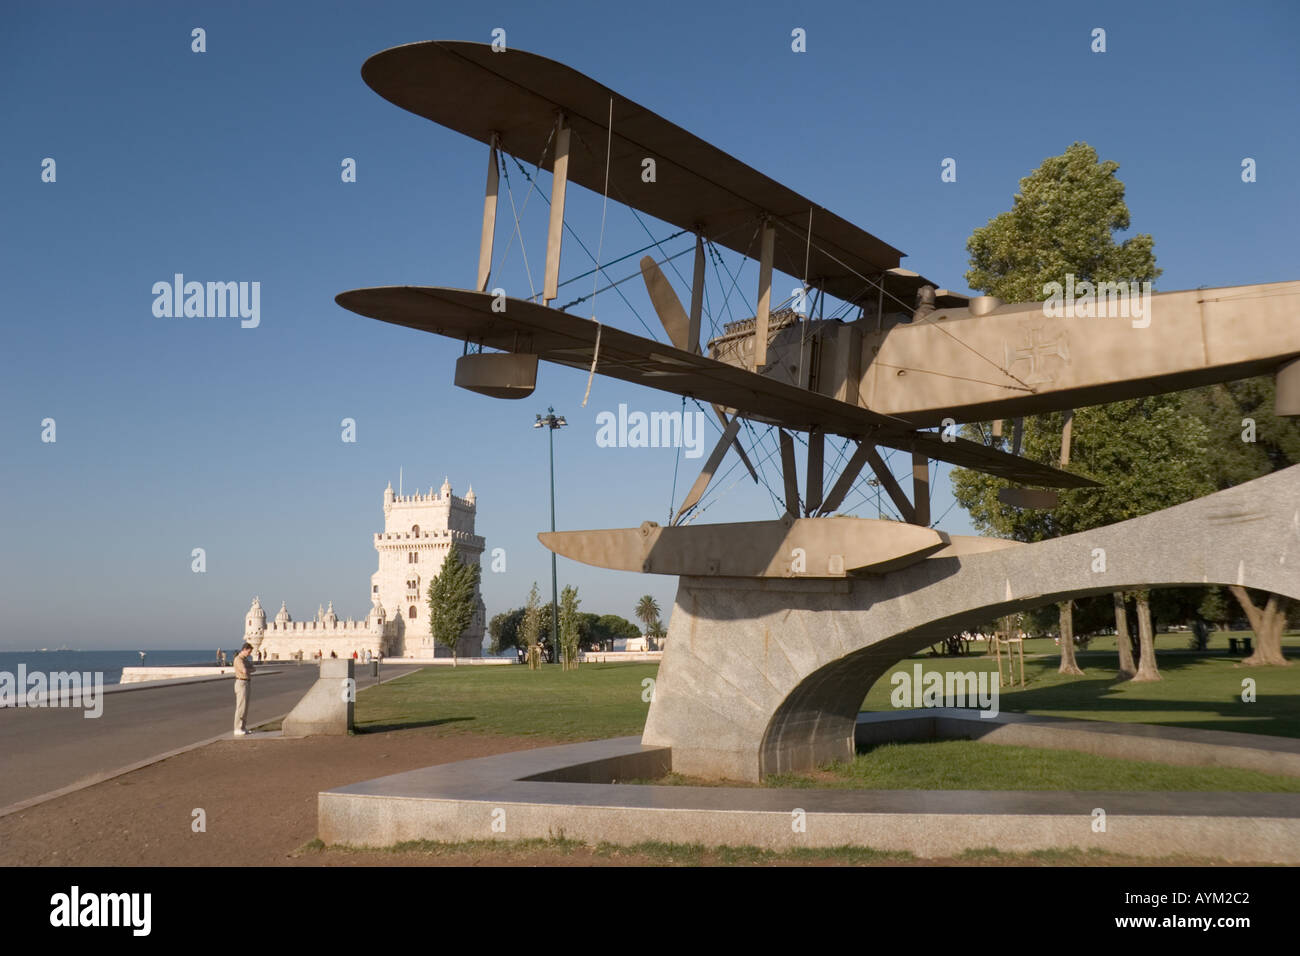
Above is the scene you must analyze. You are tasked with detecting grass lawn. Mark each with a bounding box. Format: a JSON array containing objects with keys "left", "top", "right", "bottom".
[
  {"left": 863, "top": 636, "right": 1300, "bottom": 739},
  {"left": 354, "top": 636, "right": 1299, "bottom": 745},
  {"left": 767, "top": 739, "right": 1300, "bottom": 791},
  {"left": 638, "top": 737, "right": 1300, "bottom": 791},
  {"left": 351, "top": 651, "right": 1300, "bottom": 792},
  {"left": 355, "top": 662, "right": 657, "bottom": 739}
]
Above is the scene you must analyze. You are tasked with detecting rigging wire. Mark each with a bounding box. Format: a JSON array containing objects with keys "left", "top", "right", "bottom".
[
  {"left": 554, "top": 230, "right": 689, "bottom": 294},
  {"left": 558, "top": 242, "right": 695, "bottom": 312},
  {"left": 506, "top": 148, "right": 662, "bottom": 341},
  {"left": 766, "top": 216, "right": 1036, "bottom": 393},
  {"left": 497, "top": 154, "right": 539, "bottom": 301}
]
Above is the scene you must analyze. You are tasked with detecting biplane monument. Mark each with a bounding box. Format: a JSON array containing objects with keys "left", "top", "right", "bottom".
[{"left": 335, "top": 40, "right": 1300, "bottom": 783}]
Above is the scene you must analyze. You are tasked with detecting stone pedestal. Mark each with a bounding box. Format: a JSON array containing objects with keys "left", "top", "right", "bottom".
[
  {"left": 283, "top": 659, "right": 355, "bottom": 736},
  {"left": 643, "top": 466, "right": 1300, "bottom": 781}
]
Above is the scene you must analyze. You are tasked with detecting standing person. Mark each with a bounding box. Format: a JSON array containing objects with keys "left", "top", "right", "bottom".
[{"left": 233, "top": 642, "right": 255, "bottom": 736}]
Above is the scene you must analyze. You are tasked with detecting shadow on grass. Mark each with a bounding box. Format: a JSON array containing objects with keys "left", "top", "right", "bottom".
[
  {"left": 355, "top": 716, "right": 476, "bottom": 734},
  {"left": 990, "top": 662, "right": 1300, "bottom": 738}
]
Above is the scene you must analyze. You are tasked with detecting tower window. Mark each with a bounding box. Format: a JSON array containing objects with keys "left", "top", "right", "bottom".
[
  {"left": 408, "top": 606, "right": 417, "bottom": 619},
  {"left": 412, "top": 524, "right": 420, "bottom": 536}
]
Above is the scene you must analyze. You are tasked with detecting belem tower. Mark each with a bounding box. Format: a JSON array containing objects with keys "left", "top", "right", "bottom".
[{"left": 242, "top": 478, "right": 486, "bottom": 659}]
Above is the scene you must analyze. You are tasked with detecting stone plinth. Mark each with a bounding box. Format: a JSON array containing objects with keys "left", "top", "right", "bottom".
[
  {"left": 282, "top": 659, "right": 354, "bottom": 736},
  {"left": 642, "top": 466, "right": 1300, "bottom": 781}
]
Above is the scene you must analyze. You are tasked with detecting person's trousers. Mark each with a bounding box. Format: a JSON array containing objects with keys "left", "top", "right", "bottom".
[{"left": 234, "top": 678, "right": 249, "bottom": 732}]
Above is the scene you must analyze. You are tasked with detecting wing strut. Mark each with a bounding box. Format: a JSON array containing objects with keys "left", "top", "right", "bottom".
[
  {"left": 816, "top": 440, "right": 873, "bottom": 516},
  {"left": 754, "top": 221, "right": 775, "bottom": 368},
  {"left": 779, "top": 429, "right": 801, "bottom": 519},
  {"left": 805, "top": 429, "right": 824, "bottom": 515},
  {"left": 911, "top": 452, "right": 931, "bottom": 527},
  {"left": 477, "top": 133, "right": 499, "bottom": 291},
  {"left": 543, "top": 115, "right": 570, "bottom": 304},
  {"left": 864, "top": 445, "right": 916, "bottom": 524}
]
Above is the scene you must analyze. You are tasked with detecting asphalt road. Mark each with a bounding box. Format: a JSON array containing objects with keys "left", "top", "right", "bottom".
[{"left": 0, "top": 661, "right": 420, "bottom": 811}]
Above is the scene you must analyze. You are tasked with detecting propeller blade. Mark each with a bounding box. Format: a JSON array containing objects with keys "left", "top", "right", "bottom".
[
  {"left": 641, "top": 254, "right": 757, "bottom": 483},
  {"left": 639, "top": 256, "right": 693, "bottom": 352}
]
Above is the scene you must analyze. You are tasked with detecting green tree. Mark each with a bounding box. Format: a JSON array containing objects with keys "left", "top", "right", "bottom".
[
  {"left": 488, "top": 607, "right": 524, "bottom": 655},
  {"left": 1180, "top": 377, "right": 1300, "bottom": 665},
  {"left": 955, "top": 401, "right": 1212, "bottom": 679},
  {"left": 559, "top": 585, "right": 582, "bottom": 671},
  {"left": 600, "top": 614, "right": 641, "bottom": 648},
  {"left": 520, "top": 583, "right": 544, "bottom": 670},
  {"left": 634, "top": 595, "right": 662, "bottom": 648},
  {"left": 491, "top": 605, "right": 553, "bottom": 656},
  {"left": 965, "top": 142, "right": 1161, "bottom": 303},
  {"left": 425, "top": 542, "right": 481, "bottom": 666},
  {"left": 959, "top": 141, "right": 1171, "bottom": 678}
]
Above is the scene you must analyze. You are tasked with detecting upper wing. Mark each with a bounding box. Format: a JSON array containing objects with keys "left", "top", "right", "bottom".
[
  {"left": 336, "top": 286, "right": 1097, "bottom": 489},
  {"left": 360, "top": 41, "right": 959, "bottom": 307}
]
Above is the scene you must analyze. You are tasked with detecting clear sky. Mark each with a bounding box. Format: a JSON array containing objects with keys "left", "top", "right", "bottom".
[{"left": 2, "top": 0, "right": 1297, "bottom": 649}]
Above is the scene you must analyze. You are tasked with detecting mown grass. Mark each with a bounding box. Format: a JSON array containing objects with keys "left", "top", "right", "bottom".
[
  {"left": 631, "top": 738, "right": 1300, "bottom": 792},
  {"left": 353, "top": 662, "right": 658, "bottom": 739},
  {"left": 352, "top": 645, "right": 1300, "bottom": 745},
  {"left": 768, "top": 739, "right": 1300, "bottom": 791},
  {"left": 864, "top": 638, "right": 1300, "bottom": 739}
]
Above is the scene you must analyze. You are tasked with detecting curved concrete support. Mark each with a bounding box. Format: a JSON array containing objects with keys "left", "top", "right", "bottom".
[{"left": 642, "top": 466, "right": 1300, "bottom": 781}]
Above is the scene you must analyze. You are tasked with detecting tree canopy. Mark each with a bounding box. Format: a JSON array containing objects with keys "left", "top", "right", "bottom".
[
  {"left": 425, "top": 542, "right": 481, "bottom": 664},
  {"left": 965, "top": 141, "right": 1161, "bottom": 301}
]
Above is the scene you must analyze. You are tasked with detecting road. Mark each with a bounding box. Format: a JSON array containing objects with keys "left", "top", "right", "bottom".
[{"left": 0, "top": 661, "right": 421, "bottom": 811}]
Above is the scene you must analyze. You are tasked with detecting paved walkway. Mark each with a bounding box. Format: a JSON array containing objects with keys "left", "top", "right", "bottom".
[{"left": 0, "top": 662, "right": 421, "bottom": 812}]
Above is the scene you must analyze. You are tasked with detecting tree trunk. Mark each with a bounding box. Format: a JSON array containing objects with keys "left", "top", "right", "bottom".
[
  {"left": 1058, "top": 601, "right": 1084, "bottom": 675},
  {"left": 1114, "top": 592, "right": 1135, "bottom": 679},
  {"left": 1131, "top": 590, "right": 1162, "bottom": 681},
  {"left": 1229, "top": 586, "right": 1292, "bottom": 666}
]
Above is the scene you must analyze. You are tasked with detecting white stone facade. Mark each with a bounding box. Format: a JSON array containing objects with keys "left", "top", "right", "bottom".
[{"left": 244, "top": 478, "right": 487, "bottom": 660}]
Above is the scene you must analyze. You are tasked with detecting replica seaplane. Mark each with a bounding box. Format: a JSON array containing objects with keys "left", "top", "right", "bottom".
[{"left": 337, "top": 40, "right": 1300, "bottom": 579}]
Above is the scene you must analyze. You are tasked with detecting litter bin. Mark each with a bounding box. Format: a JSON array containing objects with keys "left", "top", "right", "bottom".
[{"left": 371, "top": 659, "right": 379, "bottom": 678}]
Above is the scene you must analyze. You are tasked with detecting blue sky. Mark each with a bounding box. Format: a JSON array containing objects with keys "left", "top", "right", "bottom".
[{"left": 2, "top": 0, "right": 1297, "bottom": 649}]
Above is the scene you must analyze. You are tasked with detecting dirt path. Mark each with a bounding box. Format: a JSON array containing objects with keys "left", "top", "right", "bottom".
[
  {"left": 0, "top": 726, "right": 1242, "bottom": 867},
  {"left": 0, "top": 727, "right": 557, "bottom": 866}
]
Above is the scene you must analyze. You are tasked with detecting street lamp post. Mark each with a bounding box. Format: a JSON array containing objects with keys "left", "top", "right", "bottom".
[{"left": 534, "top": 407, "right": 566, "bottom": 663}]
